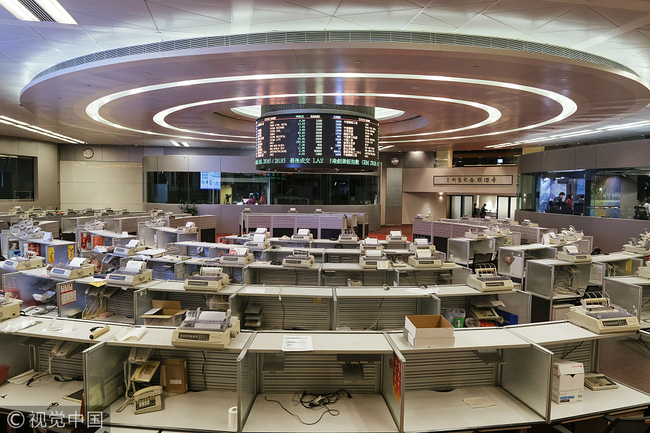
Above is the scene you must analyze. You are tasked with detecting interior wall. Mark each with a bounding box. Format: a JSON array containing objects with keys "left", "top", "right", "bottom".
[
  {"left": 402, "top": 192, "right": 448, "bottom": 221},
  {"left": 0, "top": 136, "right": 59, "bottom": 212}
]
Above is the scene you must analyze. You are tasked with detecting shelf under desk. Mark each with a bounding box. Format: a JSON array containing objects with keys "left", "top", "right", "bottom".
[
  {"left": 105, "top": 390, "right": 237, "bottom": 432},
  {"left": 551, "top": 383, "right": 650, "bottom": 422},
  {"left": 389, "top": 328, "right": 530, "bottom": 352},
  {"left": 404, "top": 386, "right": 544, "bottom": 432},
  {"left": 243, "top": 393, "right": 397, "bottom": 433},
  {"left": 0, "top": 379, "right": 84, "bottom": 418},
  {"left": 508, "top": 322, "right": 607, "bottom": 345},
  {"left": 249, "top": 332, "right": 393, "bottom": 354}
]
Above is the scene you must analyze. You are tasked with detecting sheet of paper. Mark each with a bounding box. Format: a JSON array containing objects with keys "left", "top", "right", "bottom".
[
  {"left": 298, "top": 229, "right": 309, "bottom": 235},
  {"left": 366, "top": 237, "right": 378, "bottom": 245},
  {"left": 114, "top": 327, "right": 147, "bottom": 341},
  {"left": 463, "top": 396, "right": 495, "bottom": 409},
  {"left": 70, "top": 257, "right": 86, "bottom": 267},
  {"left": 282, "top": 335, "right": 313, "bottom": 352},
  {"left": 366, "top": 250, "right": 383, "bottom": 258},
  {"left": 377, "top": 260, "right": 389, "bottom": 270},
  {"left": 127, "top": 239, "right": 139, "bottom": 247},
  {"left": 564, "top": 245, "right": 579, "bottom": 254},
  {"left": 390, "top": 231, "right": 402, "bottom": 237},
  {"left": 416, "top": 249, "right": 432, "bottom": 258},
  {"left": 253, "top": 234, "right": 266, "bottom": 243},
  {"left": 126, "top": 260, "right": 145, "bottom": 271},
  {"left": 255, "top": 228, "right": 267, "bottom": 234}
]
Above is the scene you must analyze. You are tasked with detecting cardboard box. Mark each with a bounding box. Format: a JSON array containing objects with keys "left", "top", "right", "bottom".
[
  {"left": 141, "top": 300, "right": 187, "bottom": 326},
  {"left": 552, "top": 359, "right": 584, "bottom": 404},
  {"left": 163, "top": 358, "right": 187, "bottom": 394},
  {"left": 404, "top": 315, "right": 455, "bottom": 348}
]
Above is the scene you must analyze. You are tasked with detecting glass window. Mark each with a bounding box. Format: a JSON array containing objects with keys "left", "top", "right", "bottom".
[
  {"left": 536, "top": 171, "right": 586, "bottom": 215},
  {"left": 0, "top": 155, "right": 34, "bottom": 200}
]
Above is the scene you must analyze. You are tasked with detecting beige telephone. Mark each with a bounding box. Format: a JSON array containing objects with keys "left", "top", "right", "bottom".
[
  {"left": 52, "top": 341, "right": 81, "bottom": 358},
  {"left": 131, "top": 361, "right": 160, "bottom": 383},
  {"left": 133, "top": 385, "right": 163, "bottom": 414}
]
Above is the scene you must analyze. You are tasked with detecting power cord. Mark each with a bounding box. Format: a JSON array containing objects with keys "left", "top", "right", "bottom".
[{"left": 264, "top": 390, "right": 351, "bottom": 425}]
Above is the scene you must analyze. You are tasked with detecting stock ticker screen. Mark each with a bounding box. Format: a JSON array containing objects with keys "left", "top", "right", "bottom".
[{"left": 255, "top": 113, "right": 379, "bottom": 172}]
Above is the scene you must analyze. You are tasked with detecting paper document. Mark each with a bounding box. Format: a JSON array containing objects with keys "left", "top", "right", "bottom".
[
  {"left": 390, "top": 231, "right": 402, "bottom": 237},
  {"left": 366, "top": 238, "right": 378, "bottom": 245},
  {"left": 463, "top": 396, "right": 495, "bottom": 409},
  {"left": 366, "top": 250, "right": 383, "bottom": 258},
  {"left": 114, "top": 327, "right": 146, "bottom": 341},
  {"left": 298, "top": 229, "right": 309, "bottom": 235},
  {"left": 70, "top": 257, "right": 86, "bottom": 267},
  {"left": 255, "top": 228, "right": 267, "bottom": 234},
  {"left": 377, "top": 260, "right": 389, "bottom": 270},
  {"left": 253, "top": 234, "right": 265, "bottom": 242},
  {"left": 126, "top": 260, "right": 145, "bottom": 271},
  {"left": 416, "top": 249, "right": 432, "bottom": 258},
  {"left": 564, "top": 245, "right": 579, "bottom": 254},
  {"left": 127, "top": 239, "right": 140, "bottom": 247},
  {"left": 282, "top": 335, "right": 313, "bottom": 352}
]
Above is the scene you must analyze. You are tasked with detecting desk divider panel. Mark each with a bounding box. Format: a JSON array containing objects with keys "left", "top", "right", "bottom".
[
  {"left": 383, "top": 337, "right": 405, "bottom": 432},
  {"left": 0, "top": 333, "right": 30, "bottom": 376},
  {"left": 234, "top": 294, "right": 332, "bottom": 330},
  {"left": 162, "top": 290, "right": 218, "bottom": 310},
  {"left": 260, "top": 352, "right": 380, "bottom": 394},
  {"left": 396, "top": 270, "right": 453, "bottom": 286},
  {"left": 39, "top": 340, "right": 86, "bottom": 380},
  {"left": 501, "top": 345, "right": 552, "bottom": 420},
  {"left": 599, "top": 331, "right": 650, "bottom": 394},
  {"left": 150, "top": 349, "right": 239, "bottom": 391},
  {"left": 84, "top": 342, "right": 130, "bottom": 413},
  {"left": 322, "top": 270, "right": 391, "bottom": 286},
  {"left": 543, "top": 340, "right": 594, "bottom": 372},
  {"left": 403, "top": 351, "right": 495, "bottom": 391},
  {"left": 253, "top": 268, "right": 320, "bottom": 286},
  {"left": 603, "top": 278, "right": 648, "bottom": 324},
  {"left": 337, "top": 297, "right": 417, "bottom": 331},
  {"left": 238, "top": 336, "right": 257, "bottom": 431}
]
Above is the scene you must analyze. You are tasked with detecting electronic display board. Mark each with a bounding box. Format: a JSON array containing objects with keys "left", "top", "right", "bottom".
[
  {"left": 200, "top": 172, "right": 221, "bottom": 190},
  {"left": 255, "top": 113, "right": 379, "bottom": 171}
]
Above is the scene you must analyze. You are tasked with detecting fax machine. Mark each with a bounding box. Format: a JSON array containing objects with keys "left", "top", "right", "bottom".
[
  {"left": 172, "top": 308, "right": 240, "bottom": 349},
  {"left": 106, "top": 260, "right": 153, "bottom": 286},
  {"left": 386, "top": 231, "right": 407, "bottom": 242},
  {"left": 50, "top": 257, "right": 95, "bottom": 280},
  {"left": 184, "top": 266, "right": 230, "bottom": 291},
  {"left": 557, "top": 245, "right": 592, "bottom": 263},
  {"left": 3, "top": 254, "right": 45, "bottom": 271},
  {"left": 220, "top": 247, "right": 254, "bottom": 265},
  {"left": 360, "top": 237, "right": 383, "bottom": 252},
  {"left": 113, "top": 240, "right": 147, "bottom": 257},
  {"left": 466, "top": 265, "right": 514, "bottom": 292},
  {"left": 282, "top": 249, "right": 315, "bottom": 268},
  {"left": 408, "top": 249, "right": 442, "bottom": 268},
  {"left": 291, "top": 229, "right": 313, "bottom": 242},
  {"left": 566, "top": 295, "right": 640, "bottom": 334},
  {"left": 360, "top": 249, "right": 390, "bottom": 269}
]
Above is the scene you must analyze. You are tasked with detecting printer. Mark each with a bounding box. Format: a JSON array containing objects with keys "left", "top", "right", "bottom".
[
  {"left": 408, "top": 249, "right": 442, "bottom": 268},
  {"left": 184, "top": 266, "right": 230, "bottom": 291},
  {"left": 409, "top": 238, "right": 436, "bottom": 254},
  {"left": 220, "top": 247, "right": 254, "bottom": 265},
  {"left": 561, "top": 225, "right": 583, "bottom": 241},
  {"left": 172, "top": 309, "right": 240, "bottom": 349},
  {"left": 464, "top": 229, "right": 487, "bottom": 240},
  {"left": 360, "top": 237, "right": 383, "bottom": 252},
  {"left": 359, "top": 249, "right": 390, "bottom": 269},
  {"left": 291, "top": 228, "right": 313, "bottom": 242},
  {"left": 113, "top": 240, "right": 147, "bottom": 257},
  {"left": 566, "top": 295, "right": 640, "bottom": 334},
  {"left": 466, "top": 265, "right": 514, "bottom": 292},
  {"left": 282, "top": 249, "right": 315, "bottom": 268},
  {"left": 0, "top": 292, "right": 22, "bottom": 322},
  {"left": 177, "top": 222, "right": 198, "bottom": 234},
  {"left": 28, "top": 206, "right": 46, "bottom": 218},
  {"left": 521, "top": 219, "right": 539, "bottom": 227},
  {"left": 623, "top": 234, "right": 650, "bottom": 255},
  {"left": 249, "top": 227, "right": 270, "bottom": 240},
  {"left": 106, "top": 260, "right": 153, "bottom": 286},
  {"left": 386, "top": 231, "right": 407, "bottom": 243},
  {"left": 557, "top": 245, "right": 592, "bottom": 263},
  {"left": 146, "top": 216, "right": 167, "bottom": 228},
  {"left": 484, "top": 224, "right": 510, "bottom": 236},
  {"left": 638, "top": 262, "right": 650, "bottom": 279},
  {"left": 8, "top": 206, "right": 23, "bottom": 215},
  {"left": 338, "top": 229, "right": 359, "bottom": 243},
  {"left": 50, "top": 257, "right": 96, "bottom": 280},
  {"left": 244, "top": 233, "right": 270, "bottom": 250},
  {"left": 545, "top": 232, "right": 567, "bottom": 246},
  {"left": 3, "top": 254, "right": 45, "bottom": 271}
]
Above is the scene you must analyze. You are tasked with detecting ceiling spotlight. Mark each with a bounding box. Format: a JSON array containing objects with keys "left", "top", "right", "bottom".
[{"left": 355, "top": 60, "right": 362, "bottom": 64}]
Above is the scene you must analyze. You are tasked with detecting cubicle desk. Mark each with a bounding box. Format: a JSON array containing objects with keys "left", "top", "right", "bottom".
[
  {"left": 263, "top": 246, "right": 324, "bottom": 264},
  {"left": 232, "top": 285, "right": 333, "bottom": 330},
  {"left": 382, "top": 248, "right": 416, "bottom": 263},
  {"left": 509, "top": 322, "right": 650, "bottom": 423},
  {"left": 183, "top": 257, "right": 249, "bottom": 285},
  {"left": 392, "top": 263, "right": 469, "bottom": 286},
  {"left": 19, "top": 238, "right": 76, "bottom": 265},
  {"left": 334, "top": 286, "right": 437, "bottom": 331},
  {"left": 447, "top": 236, "right": 498, "bottom": 266},
  {"left": 312, "top": 239, "right": 361, "bottom": 249},
  {"left": 244, "top": 332, "right": 397, "bottom": 433},
  {"left": 589, "top": 252, "right": 645, "bottom": 286},
  {"left": 172, "top": 240, "right": 233, "bottom": 258},
  {"left": 525, "top": 259, "right": 594, "bottom": 322},
  {"left": 2, "top": 267, "right": 59, "bottom": 310},
  {"left": 140, "top": 225, "right": 199, "bottom": 249},
  {"left": 389, "top": 327, "right": 549, "bottom": 432},
  {"left": 599, "top": 330, "right": 650, "bottom": 395},
  {"left": 321, "top": 263, "right": 396, "bottom": 286},
  {"left": 268, "top": 236, "right": 314, "bottom": 249},
  {"left": 498, "top": 244, "right": 558, "bottom": 281},
  {"left": 247, "top": 262, "right": 321, "bottom": 286},
  {"left": 99, "top": 330, "right": 250, "bottom": 433},
  {"left": 603, "top": 276, "right": 650, "bottom": 329}
]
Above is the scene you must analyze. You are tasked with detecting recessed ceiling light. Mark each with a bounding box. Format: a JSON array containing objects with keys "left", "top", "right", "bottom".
[
  {"left": 0, "top": 115, "right": 84, "bottom": 143},
  {"left": 237, "top": 64, "right": 244, "bottom": 67},
  {"left": 355, "top": 61, "right": 362, "bottom": 64},
  {"left": 181, "top": 142, "right": 189, "bottom": 147},
  {"left": 170, "top": 140, "right": 181, "bottom": 147},
  {"left": 0, "top": 0, "right": 77, "bottom": 24}
]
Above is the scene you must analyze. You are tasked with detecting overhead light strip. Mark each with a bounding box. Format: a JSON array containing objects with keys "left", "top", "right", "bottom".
[
  {"left": 0, "top": 116, "right": 84, "bottom": 143},
  {"left": 0, "top": 0, "right": 77, "bottom": 24},
  {"left": 170, "top": 140, "right": 181, "bottom": 147}
]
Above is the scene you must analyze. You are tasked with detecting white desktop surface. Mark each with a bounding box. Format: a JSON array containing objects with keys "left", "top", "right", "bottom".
[
  {"left": 390, "top": 328, "right": 530, "bottom": 352},
  {"left": 324, "top": 248, "right": 362, "bottom": 255},
  {"left": 1, "top": 316, "right": 128, "bottom": 343},
  {"left": 396, "top": 263, "right": 461, "bottom": 272},
  {"left": 248, "top": 262, "right": 321, "bottom": 271},
  {"left": 106, "top": 326, "right": 251, "bottom": 351},
  {"left": 249, "top": 332, "right": 393, "bottom": 354},
  {"left": 243, "top": 393, "right": 397, "bottom": 433},
  {"left": 322, "top": 263, "right": 387, "bottom": 271},
  {"left": 146, "top": 279, "right": 243, "bottom": 296},
  {"left": 239, "top": 285, "right": 332, "bottom": 298},
  {"left": 404, "top": 387, "right": 544, "bottom": 432},
  {"left": 335, "top": 286, "right": 431, "bottom": 298},
  {"left": 0, "top": 379, "right": 84, "bottom": 418},
  {"left": 97, "top": 428, "right": 158, "bottom": 433},
  {"left": 106, "top": 390, "right": 237, "bottom": 432},
  {"left": 592, "top": 252, "right": 644, "bottom": 263},
  {"left": 551, "top": 384, "right": 650, "bottom": 422},
  {"left": 508, "top": 322, "right": 606, "bottom": 345}
]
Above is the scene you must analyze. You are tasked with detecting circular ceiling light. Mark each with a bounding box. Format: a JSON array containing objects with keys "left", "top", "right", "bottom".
[{"left": 230, "top": 105, "right": 404, "bottom": 121}]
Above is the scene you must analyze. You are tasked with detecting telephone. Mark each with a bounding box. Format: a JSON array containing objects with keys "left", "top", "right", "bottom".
[
  {"left": 52, "top": 341, "right": 82, "bottom": 358},
  {"left": 133, "top": 385, "right": 163, "bottom": 414},
  {"left": 131, "top": 361, "right": 160, "bottom": 383},
  {"left": 128, "top": 347, "right": 154, "bottom": 364}
]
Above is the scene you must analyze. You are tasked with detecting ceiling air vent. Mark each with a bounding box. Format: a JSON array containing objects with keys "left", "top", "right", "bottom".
[{"left": 18, "top": 0, "right": 54, "bottom": 21}]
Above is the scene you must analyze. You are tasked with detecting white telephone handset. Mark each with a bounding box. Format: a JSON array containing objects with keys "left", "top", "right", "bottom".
[
  {"left": 133, "top": 385, "right": 163, "bottom": 414},
  {"left": 128, "top": 347, "right": 154, "bottom": 364},
  {"left": 52, "top": 341, "right": 81, "bottom": 358}
]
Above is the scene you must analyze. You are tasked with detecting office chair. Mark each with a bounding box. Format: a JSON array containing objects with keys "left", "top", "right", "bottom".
[
  {"left": 553, "top": 414, "right": 650, "bottom": 433},
  {"left": 634, "top": 206, "right": 649, "bottom": 220}
]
